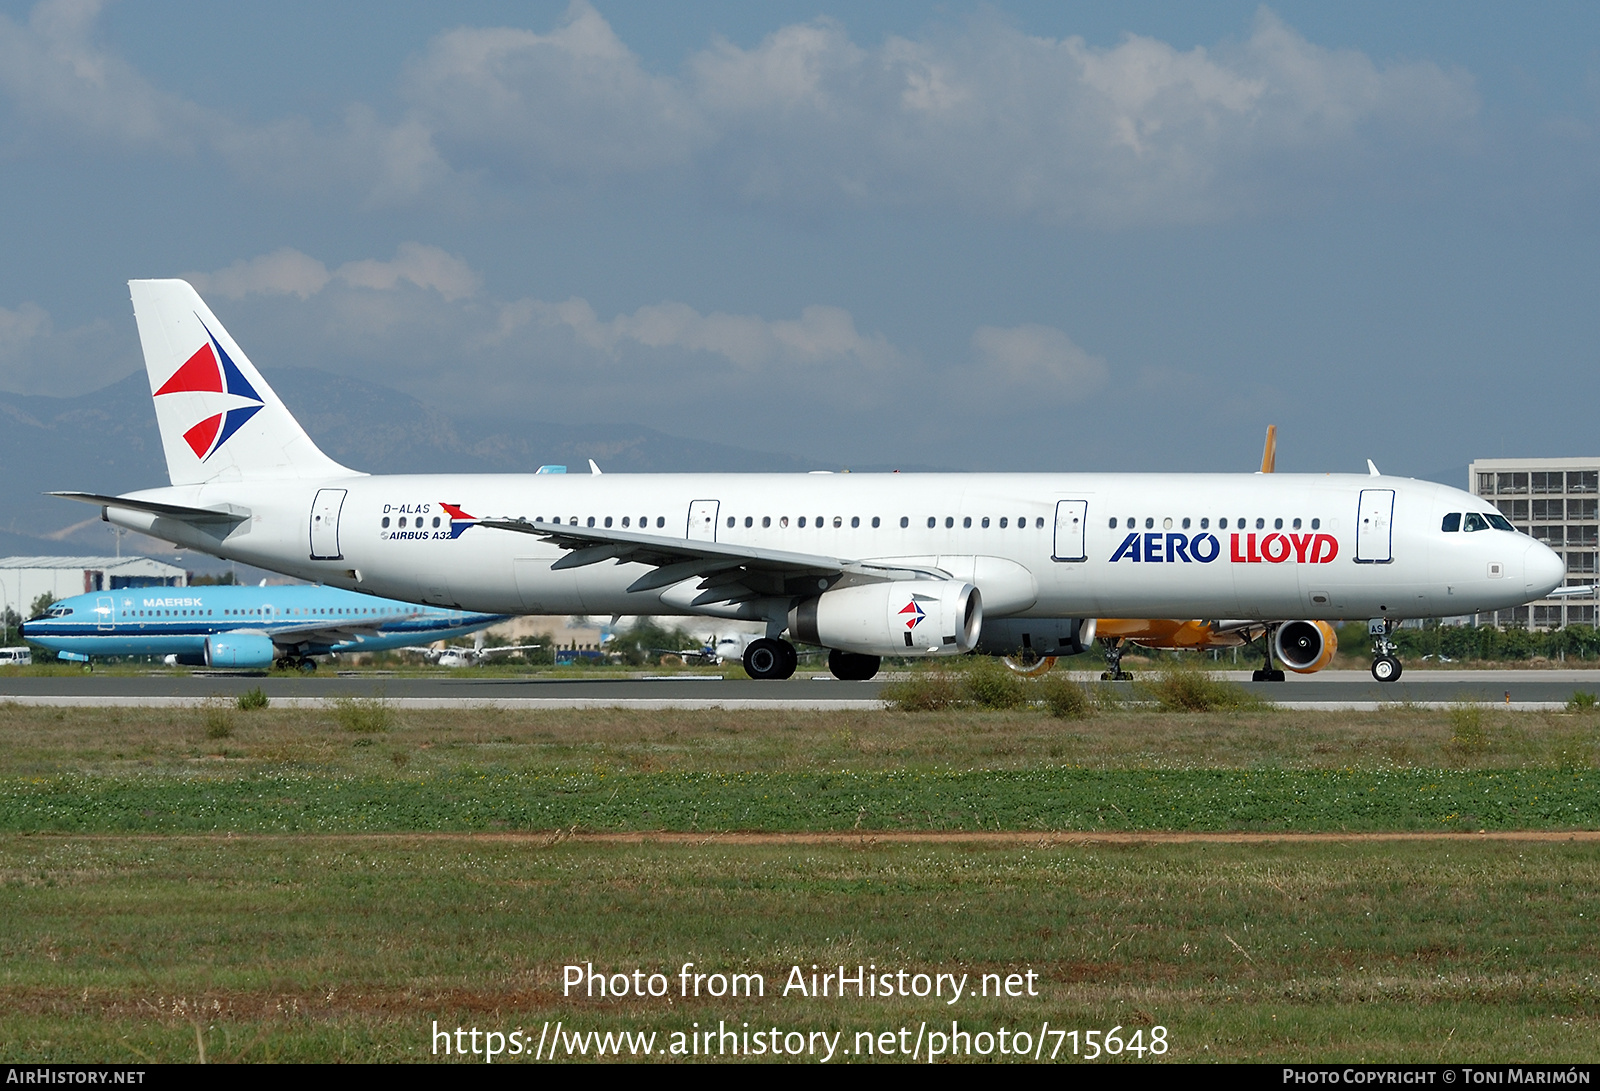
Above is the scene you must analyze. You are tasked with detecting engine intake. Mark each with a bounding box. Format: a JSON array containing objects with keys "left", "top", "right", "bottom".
[
  {"left": 1273, "top": 620, "right": 1338, "bottom": 673},
  {"left": 790, "top": 580, "right": 981, "bottom": 657},
  {"left": 205, "top": 632, "right": 277, "bottom": 669}
]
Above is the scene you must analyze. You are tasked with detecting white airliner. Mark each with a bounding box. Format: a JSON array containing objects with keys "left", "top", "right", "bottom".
[{"left": 55, "top": 280, "right": 1564, "bottom": 683}]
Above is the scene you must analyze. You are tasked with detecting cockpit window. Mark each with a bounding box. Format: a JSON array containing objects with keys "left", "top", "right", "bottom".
[
  {"left": 1462, "top": 512, "right": 1489, "bottom": 532},
  {"left": 1485, "top": 512, "right": 1515, "bottom": 532},
  {"left": 45, "top": 605, "right": 73, "bottom": 617},
  {"left": 1441, "top": 513, "right": 1461, "bottom": 533}
]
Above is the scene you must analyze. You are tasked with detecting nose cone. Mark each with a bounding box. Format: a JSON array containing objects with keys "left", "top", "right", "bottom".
[{"left": 1525, "top": 540, "right": 1566, "bottom": 597}]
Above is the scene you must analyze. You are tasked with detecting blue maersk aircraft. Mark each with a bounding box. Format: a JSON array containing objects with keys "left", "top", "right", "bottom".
[
  {"left": 51, "top": 280, "right": 1566, "bottom": 683},
  {"left": 21, "top": 584, "right": 508, "bottom": 670}
]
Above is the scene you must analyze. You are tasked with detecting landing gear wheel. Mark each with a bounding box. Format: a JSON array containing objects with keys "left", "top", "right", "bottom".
[
  {"left": 1252, "top": 669, "right": 1286, "bottom": 682},
  {"left": 1099, "top": 637, "right": 1132, "bottom": 681},
  {"left": 1100, "top": 670, "right": 1134, "bottom": 681},
  {"left": 828, "top": 649, "right": 881, "bottom": 681},
  {"left": 1371, "top": 655, "right": 1402, "bottom": 682},
  {"left": 744, "top": 638, "right": 797, "bottom": 680}
]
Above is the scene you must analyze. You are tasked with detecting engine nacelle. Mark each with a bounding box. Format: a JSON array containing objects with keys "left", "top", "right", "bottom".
[
  {"left": 790, "top": 581, "right": 981, "bottom": 657},
  {"left": 1273, "top": 620, "right": 1338, "bottom": 674},
  {"left": 205, "top": 632, "right": 276, "bottom": 669},
  {"left": 974, "top": 617, "right": 1096, "bottom": 658}
]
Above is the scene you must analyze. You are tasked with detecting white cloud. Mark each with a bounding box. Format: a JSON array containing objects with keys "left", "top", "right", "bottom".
[
  {"left": 190, "top": 249, "right": 332, "bottom": 301},
  {"left": 0, "top": 1, "right": 1483, "bottom": 224},
  {"left": 0, "top": 299, "right": 124, "bottom": 396},
  {"left": 335, "top": 242, "right": 481, "bottom": 302},
  {"left": 971, "top": 324, "right": 1108, "bottom": 401},
  {"left": 188, "top": 244, "right": 480, "bottom": 303}
]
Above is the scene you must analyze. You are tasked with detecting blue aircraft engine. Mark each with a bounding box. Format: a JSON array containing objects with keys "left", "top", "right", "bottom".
[{"left": 205, "top": 632, "right": 276, "bottom": 669}]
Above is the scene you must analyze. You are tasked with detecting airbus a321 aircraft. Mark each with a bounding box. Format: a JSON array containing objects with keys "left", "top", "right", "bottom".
[
  {"left": 54, "top": 280, "right": 1564, "bottom": 683},
  {"left": 22, "top": 583, "right": 507, "bottom": 670}
]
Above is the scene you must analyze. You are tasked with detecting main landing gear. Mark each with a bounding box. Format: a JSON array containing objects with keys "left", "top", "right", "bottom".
[
  {"left": 1100, "top": 637, "right": 1133, "bottom": 681},
  {"left": 1252, "top": 624, "right": 1285, "bottom": 683},
  {"left": 275, "top": 656, "right": 317, "bottom": 673},
  {"left": 828, "top": 649, "right": 881, "bottom": 681},
  {"left": 743, "top": 638, "right": 798, "bottom": 680},
  {"left": 1369, "top": 618, "right": 1403, "bottom": 682}
]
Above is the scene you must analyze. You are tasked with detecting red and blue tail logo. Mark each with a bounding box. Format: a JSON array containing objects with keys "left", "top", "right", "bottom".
[
  {"left": 439, "top": 503, "right": 479, "bottom": 539},
  {"left": 899, "top": 599, "right": 926, "bottom": 629},
  {"left": 153, "top": 318, "right": 264, "bottom": 460}
]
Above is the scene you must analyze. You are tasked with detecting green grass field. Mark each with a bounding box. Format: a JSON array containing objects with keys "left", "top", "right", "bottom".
[{"left": 2, "top": 701, "right": 1598, "bottom": 1062}]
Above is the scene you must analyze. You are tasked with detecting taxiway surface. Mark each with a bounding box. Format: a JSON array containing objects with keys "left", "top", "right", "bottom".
[{"left": 0, "top": 669, "right": 1595, "bottom": 709}]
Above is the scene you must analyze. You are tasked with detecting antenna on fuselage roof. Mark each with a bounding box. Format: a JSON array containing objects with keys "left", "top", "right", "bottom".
[
  {"left": 1367, "top": 459, "right": 1382, "bottom": 476},
  {"left": 588, "top": 459, "right": 603, "bottom": 475},
  {"left": 1258, "top": 425, "right": 1277, "bottom": 474}
]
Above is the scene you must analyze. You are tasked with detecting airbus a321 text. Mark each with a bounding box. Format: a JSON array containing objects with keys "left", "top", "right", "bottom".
[{"left": 53, "top": 280, "right": 1565, "bottom": 683}]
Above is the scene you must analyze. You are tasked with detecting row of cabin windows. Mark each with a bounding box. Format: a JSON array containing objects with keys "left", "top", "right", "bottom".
[
  {"left": 383, "top": 516, "right": 444, "bottom": 529},
  {"left": 528, "top": 515, "right": 1049, "bottom": 530},
  {"left": 129, "top": 607, "right": 384, "bottom": 617},
  {"left": 1109, "top": 516, "right": 1322, "bottom": 532}
]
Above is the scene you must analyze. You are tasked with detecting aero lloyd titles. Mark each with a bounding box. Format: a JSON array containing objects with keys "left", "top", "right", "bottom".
[{"left": 1110, "top": 529, "right": 1339, "bottom": 564}]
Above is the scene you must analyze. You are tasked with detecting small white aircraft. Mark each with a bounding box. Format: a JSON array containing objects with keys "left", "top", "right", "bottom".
[
  {"left": 56, "top": 280, "right": 1566, "bottom": 683},
  {"left": 404, "top": 630, "right": 541, "bottom": 668}
]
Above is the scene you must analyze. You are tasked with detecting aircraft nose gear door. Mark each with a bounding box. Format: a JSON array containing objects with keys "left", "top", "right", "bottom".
[
  {"left": 309, "top": 488, "right": 348, "bottom": 560},
  {"left": 687, "top": 499, "right": 720, "bottom": 542},
  {"left": 1356, "top": 489, "right": 1395, "bottom": 564},
  {"left": 1052, "top": 500, "right": 1088, "bottom": 562}
]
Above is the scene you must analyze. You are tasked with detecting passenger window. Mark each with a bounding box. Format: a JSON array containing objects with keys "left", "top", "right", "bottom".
[
  {"left": 945, "top": 517, "right": 954, "bottom": 528},
  {"left": 871, "top": 517, "right": 879, "bottom": 528},
  {"left": 1218, "top": 518, "right": 1227, "bottom": 529},
  {"left": 781, "top": 517, "right": 790, "bottom": 527},
  {"left": 1182, "top": 517, "right": 1190, "bottom": 529},
  {"left": 746, "top": 516, "right": 754, "bottom": 528},
  {"left": 587, "top": 516, "right": 595, "bottom": 527},
  {"left": 622, "top": 517, "right": 630, "bottom": 528},
  {"left": 1442, "top": 513, "right": 1461, "bottom": 532},
  {"left": 1108, "top": 518, "right": 1117, "bottom": 529},
  {"left": 398, "top": 517, "right": 407, "bottom": 528},
  {"left": 928, "top": 517, "right": 936, "bottom": 528},
  {"left": 851, "top": 516, "right": 860, "bottom": 528},
  {"left": 1463, "top": 512, "right": 1488, "bottom": 532},
  {"left": 1274, "top": 518, "right": 1283, "bottom": 530},
  {"left": 899, "top": 517, "right": 908, "bottom": 528},
  {"left": 1311, "top": 518, "right": 1320, "bottom": 530},
  {"left": 1035, "top": 517, "right": 1044, "bottom": 529},
  {"left": 726, "top": 516, "right": 735, "bottom": 528},
  {"left": 981, "top": 517, "right": 990, "bottom": 528},
  {"left": 963, "top": 516, "right": 972, "bottom": 528},
  {"left": 1001, "top": 517, "right": 1009, "bottom": 528},
  {"left": 763, "top": 516, "right": 771, "bottom": 528},
  {"left": 1163, "top": 518, "right": 1173, "bottom": 530},
  {"left": 1145, "top": 517, "right": 1154, "bottom": 529},
  {"left": 833, "top": 516, "right": 843, "bottom": 528},
  {"left": 656, "top": 517, "right": 665, "bottom": 528},
  {"left": 799, "top": 517, "right": 807, "bottom": 528},
  {"left": 1292, "top": 518, "right": 1301, "bottom": 530},
  {"left": 433, "top": 516, "right": 441, "bottom": 528},
  {"left": 1256, "top": 518, "right": 1265, "bottom": 530},
  {"left": 605, "top": 516, "right": 614, "bottom": 528}
]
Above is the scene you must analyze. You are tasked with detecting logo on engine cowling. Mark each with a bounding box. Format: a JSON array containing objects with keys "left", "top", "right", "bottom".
[
  {"left": 1110, "top": 531, "right": 1339, "bottom": 564},
  {"left": 899, "top": 600, "right": 926, "bottom": 629}
]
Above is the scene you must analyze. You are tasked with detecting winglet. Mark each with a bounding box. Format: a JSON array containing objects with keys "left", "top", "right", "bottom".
[
  {"left": 1259, "top": 425, "right": 1277, "bottom": 474},
  {"left": 1367, "top": 459, "right": 1381, "bottom": 476}
]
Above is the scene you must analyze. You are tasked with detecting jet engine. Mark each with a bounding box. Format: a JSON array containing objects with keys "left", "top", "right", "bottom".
[
  {"left": 789, "top": 581, "right": 981, "bottom": 657},
  {"left": 974, "top": 618, "right": 1096, "bottom": 658},
  {"left": 1272, "top": 620, "right": 1338, "bottom": 674},
  {"left": 205, "top": 632, "right": 276, "bottom": 669}
]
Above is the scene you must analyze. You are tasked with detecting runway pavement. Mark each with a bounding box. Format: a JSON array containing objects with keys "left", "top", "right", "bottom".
[{"left": 1, "top": 668, "right": 1597, "bottom": 709}]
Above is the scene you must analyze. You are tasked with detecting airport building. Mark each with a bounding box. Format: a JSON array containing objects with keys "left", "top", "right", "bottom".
[
  {"left": 1469, "top": 458, "right": 1599, "bottom": 629},
  {"left": 0, "top": 556, "right": 187, "bottom": 623}
]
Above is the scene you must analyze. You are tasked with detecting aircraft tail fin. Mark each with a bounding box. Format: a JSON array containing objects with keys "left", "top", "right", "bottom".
[{"left": 128, "top": 279, "right": 358, "bottom": 486}]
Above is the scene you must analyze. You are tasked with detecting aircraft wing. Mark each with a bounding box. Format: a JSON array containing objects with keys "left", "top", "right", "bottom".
[{"left": 478, "top": 518, "right": 949, "bottom": 606}]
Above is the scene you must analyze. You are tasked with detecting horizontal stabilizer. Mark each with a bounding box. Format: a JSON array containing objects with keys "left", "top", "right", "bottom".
[{"left": 49, "top": 491, "right": 250, "bottom": 526}]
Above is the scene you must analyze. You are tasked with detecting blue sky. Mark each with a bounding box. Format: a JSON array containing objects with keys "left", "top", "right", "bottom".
[{"left": 2, "top": 0, "right": 1599, "bottom": 480}]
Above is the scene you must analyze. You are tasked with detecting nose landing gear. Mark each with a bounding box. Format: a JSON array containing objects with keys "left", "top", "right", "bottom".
[
  {"left": 1368, "top": 618, "right": 1402, "bottom": 682},
  {"left": 1100, "top": 637, "right": 1133, "bottom": 681}
]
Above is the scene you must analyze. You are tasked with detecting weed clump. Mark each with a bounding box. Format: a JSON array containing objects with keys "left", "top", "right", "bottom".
[
  {"left": 1449, "top": 702, "right": 1488, "bottom": 753},
  {"left": 236, "top": 686, "right": 270, "bottom": 711},
  {"left": 963, "top": 658, "right": 1031, "bottom": 710},
  {"left": 201, "top": 700, "right": 233, "bottom": 739},
  {"left": 334, "top": 696, "right": 394, "bottom": 734},
  {"left": 1145, "top": 664, "right": 1263, "bottom": 713},
  {"left": 879, "top": 670, "right": 965, "bottom": 711},
  {"left": 1566, "top": 691, "right": 1598, "bottom": 712},
  {"left": 1038, "top": 673, "right": 1093, "bottom": 719}
]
